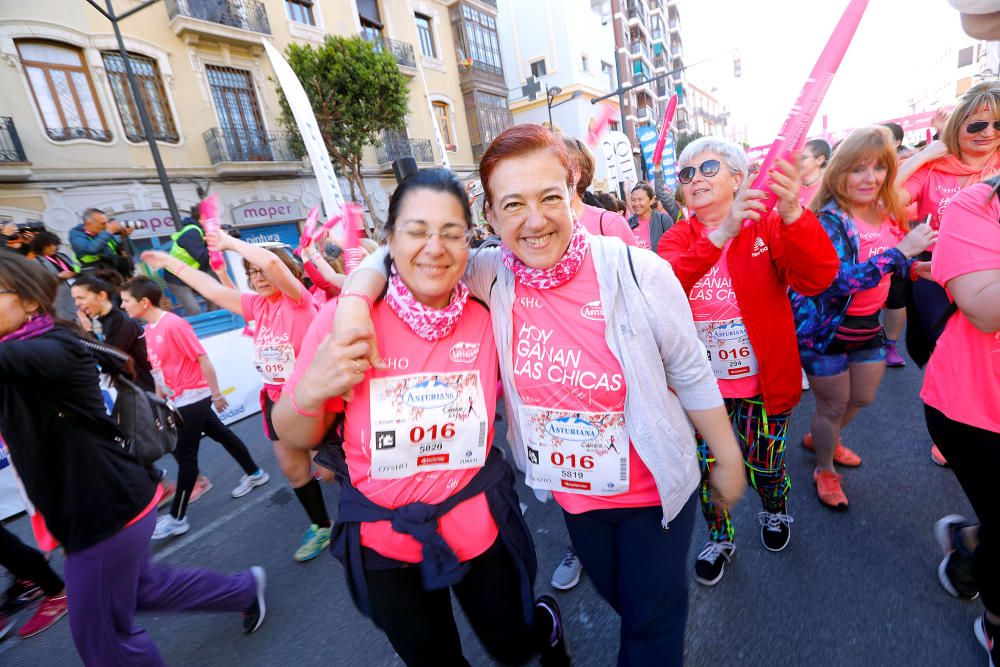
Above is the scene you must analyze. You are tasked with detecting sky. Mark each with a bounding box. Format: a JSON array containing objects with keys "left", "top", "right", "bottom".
[{"left": 679, "top": 0, "right": 978, "bottom": 145}]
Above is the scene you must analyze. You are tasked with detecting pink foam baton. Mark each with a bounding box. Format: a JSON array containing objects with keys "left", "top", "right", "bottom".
[
  {"left": 341, "top": 203, "right": 363, "bottom": 274},
  {"left": 586, "top": 104, "right": 618, "bottom": 147},
  {"left": 652, "top": 94, "right": 679, "bottom": 166},
  {"left": 926, "top": 128, "right": 933, "bottom": 145},
  {"left": 744, "top": 0, "right": 870, "bottom": 228},
  {"left": 199, "top": 195, "right": 226, "bottom": 271},
  {"left": 293, "top": 206, "right": 321, "bottom": 256}
]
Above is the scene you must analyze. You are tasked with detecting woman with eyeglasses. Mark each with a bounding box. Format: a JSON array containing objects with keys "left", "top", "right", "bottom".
[
  {"left": 656, "top": 137, "right": 839, "bottom": 586},
  {"left": 141, "top": 237, "right": 333, "bottom": 562},
  {"left": 792, "top": 127, "right": 937, "bottom": 510},
  {"left": 271, "top": 169, "right": 570, "bottom": 666},
  {"left": 894, "top": 81, "right": 1000, "bottom": 467},
  {"left": 330, "top": 127, "right": 746, "bottom": 666}
]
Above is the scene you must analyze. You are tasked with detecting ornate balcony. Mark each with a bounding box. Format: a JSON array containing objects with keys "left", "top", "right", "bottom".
[
  {"left": 360, "top": 32, "right": 417, "bottom": 72},
  {"left": 0, "top": 117, "right": 31, "bottom": 181},
  {"left": 165, "top": 0, "right": 270, "bottom": 47},
  {"left": 203, "top": 127, "right": 301, "bottom": 176},
  {"left": 376, "top": 129, "right": 434, "bottom": 166}
]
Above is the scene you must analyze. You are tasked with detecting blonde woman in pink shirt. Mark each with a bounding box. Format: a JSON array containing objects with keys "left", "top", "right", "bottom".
[{"left": 142, "top": 234, "right": 331, "bottom": 563}]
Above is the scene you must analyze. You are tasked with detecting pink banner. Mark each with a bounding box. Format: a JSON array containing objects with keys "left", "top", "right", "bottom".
[
  {"left": 745, "top": 0, "right": 869, "bottom": 227},
  {"left": 652, "top": 95, "right": 678, "bottom": 166},
  {"left": 199, "top": 195, "right": 226, "bottom": 271}
]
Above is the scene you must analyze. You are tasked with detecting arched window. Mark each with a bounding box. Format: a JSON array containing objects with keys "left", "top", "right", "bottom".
[{"left": 432, "top": 101, "right": 454, "bottom": 150}]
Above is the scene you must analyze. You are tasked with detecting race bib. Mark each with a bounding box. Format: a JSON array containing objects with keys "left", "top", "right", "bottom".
[
  {"left": 518, "top": 406, "right": 629, "bottom": 495},
  {"left": 253, "top": 343, "right": 295, "bottom": 384},
  {"left": 369, "top": 371, "right": 488, "bottom": 479},
  {"left": 695, "top": 318, "right": 759, "bottom": 380}
]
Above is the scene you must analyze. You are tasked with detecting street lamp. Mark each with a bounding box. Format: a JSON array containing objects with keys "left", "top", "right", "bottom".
[{"left": 546, "top": 86, "right": 582, "bottom": 129}]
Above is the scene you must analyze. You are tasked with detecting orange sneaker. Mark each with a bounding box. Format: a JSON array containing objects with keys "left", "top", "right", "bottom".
[
  {"left": 801, "top": 433, "right": 862, "bottom": 467},
  {"left": 157, "top": 480, "right": 177, "bottom": 509},
  {"left": 189, "top": 475, "right": 213, "bottom": 504},
  {"left": 930, "top": 444, "right": 949, "bottom": 467},
  {"left": 813, "top": 469, "right": 848, "bottom": 510}
]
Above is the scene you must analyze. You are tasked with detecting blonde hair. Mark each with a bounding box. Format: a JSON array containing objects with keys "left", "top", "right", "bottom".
[
  {"left": 810, "top": 126, "right": 907, "bottom": 228},
  {"left": 941, "top": 80, "right": 1000, "bottom": 160}
]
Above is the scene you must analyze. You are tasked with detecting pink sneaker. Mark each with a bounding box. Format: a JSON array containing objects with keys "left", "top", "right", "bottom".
[
  {"left": 189, "top": 475, "right": 213, "bottom": 504},
  {"left": 885, "top": 343, "right": 906, "bottom": 368},
  {"left": 931, "top": 444, "right": 949, "bottom": 467},
  {"left": 17, "top": 594, "right": 68, "bottom": 638}
]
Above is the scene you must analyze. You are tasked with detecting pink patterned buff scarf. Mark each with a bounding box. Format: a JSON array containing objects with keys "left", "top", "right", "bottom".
[
  {"left": 0, "top": 314, "right": 54, "bottom": 343},
  {"left": 386, "top": 274, "right": 470, "bottom": 342},
  {"left": 500, "top": 222, "right": 589, "bottom": 289}
]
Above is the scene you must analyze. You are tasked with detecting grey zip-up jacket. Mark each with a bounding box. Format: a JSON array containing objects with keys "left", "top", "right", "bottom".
[{"left": 360, "top": 235, "right": 722, "bottom": 527}]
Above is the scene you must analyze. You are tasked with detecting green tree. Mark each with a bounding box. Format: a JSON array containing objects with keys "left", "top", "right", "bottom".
[
  {"left": 675, "top": 130, "right": 704, "bottom": 158},
  {"left": 278, "top": 35, "right": 409, "bottom": 226}
]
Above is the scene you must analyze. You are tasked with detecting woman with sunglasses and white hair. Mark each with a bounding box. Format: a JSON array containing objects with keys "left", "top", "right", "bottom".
[
  {"left": 895, "top": 81, "right": 1000, "bottom": 466},
  {"left": 657, "top": 136, "right": 839, "bottom": 586}
]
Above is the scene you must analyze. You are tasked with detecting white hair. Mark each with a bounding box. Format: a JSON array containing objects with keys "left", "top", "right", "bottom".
[{"left": 677, "top": 136, "right": 749, "bottom": 179}]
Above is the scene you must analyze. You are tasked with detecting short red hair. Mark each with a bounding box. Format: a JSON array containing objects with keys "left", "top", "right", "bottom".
[{"left": 478, "top": 124, "right": 574, "bottom": 206}]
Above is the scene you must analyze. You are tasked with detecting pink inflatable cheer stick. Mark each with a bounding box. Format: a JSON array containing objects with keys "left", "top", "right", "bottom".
[
  {"left": 342, "top": 203, "right": 363, "bottom": 274},
  {"left": 587, "top": 104, "right": 618, "bottom": 147},
  {"left": 293, "top": 207, "right": 321, "bottom": 256},
  {"left": 744, "top": 0, "right": 870, "bottom": 229},
  {"left": 926, "top": 128, "right": 933, "bottom": 145},
  {"left": 199, "top": 195, "right": 226, "bottom": 271},
  {"left": 652, "top": 95, "right": 678, "bottom": 166}
]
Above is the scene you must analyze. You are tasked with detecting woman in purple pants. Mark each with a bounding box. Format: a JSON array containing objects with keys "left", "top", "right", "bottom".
[{"left": 0, "top": 252, "right": 267, "bottom": 666}]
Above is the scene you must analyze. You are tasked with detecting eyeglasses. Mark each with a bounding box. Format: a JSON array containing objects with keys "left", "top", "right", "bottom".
[
  {"left": 964, "top": 120, "right": 1000, "bottom": 134},
  {"left": 0, "top": 289, "right": 14, "bottom": 296},
  {"left": 678, "top": 159, "right": 722, "bottom": 184},
  {"left": 401, "top": 228, "right": 474, "bottom": 248},
  {"left": 246, "top": 268, "right": 264, "bottom": 279}
]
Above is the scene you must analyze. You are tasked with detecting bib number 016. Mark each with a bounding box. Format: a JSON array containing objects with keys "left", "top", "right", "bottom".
[
  {"left": 550, "top": 452, "right": 595, "bottom": 469},
  {"left": 409, "top": 423, "right": 456, "bottom": 443}
]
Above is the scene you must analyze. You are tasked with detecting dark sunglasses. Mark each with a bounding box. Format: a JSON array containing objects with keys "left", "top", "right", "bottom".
[
  {"left": 678, "top": 159, "right": 722, "bottom": 184},
  {"left": 964, "top": 120, "right": 1000, "bottom": 134}
]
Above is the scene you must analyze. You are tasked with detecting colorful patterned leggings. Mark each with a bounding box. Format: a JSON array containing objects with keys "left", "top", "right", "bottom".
[{"left": 695, "top": 396, "right": 792, "bottom": 542}]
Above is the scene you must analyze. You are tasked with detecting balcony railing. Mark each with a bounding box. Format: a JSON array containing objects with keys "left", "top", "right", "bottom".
[
  {"left": 204, "top": 127, "right": 297, "bottom": 163},
  {"left": 165, "top": 0, "right": 271, "bottom": 34},
  {"left": 360, "top": 32, "right": 417, "bottom": 69},
  {"left": 0, "top": 117, "right": 27, "bottom": 163},
  {"left": 376, "top": 131, "right": 434, "bottom": 164}
]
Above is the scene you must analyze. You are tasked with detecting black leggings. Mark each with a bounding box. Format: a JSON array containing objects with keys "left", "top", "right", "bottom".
[
  {"left": 0, "top": 524, "right": 64, "bottom": 596},
  {"left": 171, "top": 397, "right": 259, "bottom": 520},
  {"left": 925, "top": 404, "right": 1000, "bottom": 615},
  {"left": 364, "top": 541, "right": 549, "bottom": 667}
]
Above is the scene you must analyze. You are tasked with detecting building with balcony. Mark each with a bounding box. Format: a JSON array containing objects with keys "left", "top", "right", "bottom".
[
  {"left": 687, "top": 83, "right": 728, "bottom": 138},
  {"left": 497, "top": 0, "right": 622, "bottom": 189},
  {"left": 0, "top": 0, "right": 498, "bottom": 249}
]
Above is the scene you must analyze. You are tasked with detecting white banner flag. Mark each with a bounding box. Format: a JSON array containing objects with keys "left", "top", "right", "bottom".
[{"left": 263, "top": 40, "right": 345, "bottom": 218}]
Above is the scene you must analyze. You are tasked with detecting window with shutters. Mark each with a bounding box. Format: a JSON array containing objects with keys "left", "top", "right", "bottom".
[
  {"left": 17, "top": 40, "right": 111, "bottom": 142},
  {"left": 433, "top": 101, "right": 454, "bottom": 149},
  {"left": 205, "top": 65, "right": 270, "bottom": 161},
  {"left": 101, "top": 52, "right": 178, "bottom": 143},
  {"left": 286, "top": 0, "right": 315, "bottom": 25}
]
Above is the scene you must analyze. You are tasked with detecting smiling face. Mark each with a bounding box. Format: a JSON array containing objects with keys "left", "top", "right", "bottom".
[
  {"left": 958, "top": 106, "right": 1000, "bottom": 160},
  {"left": 680, "top": 151, "right": 742, "bottom": 218},
  {"left": 630, "top": 188, "right": 652, "bottom": 217},
  {"left": 843, "top": 158, "right": 888, "bottom": 210},
  {"left": 387, "top": 188, "right": 470, "bottom": 309},
  {"left": 488, "top": 149, "right": 574, "bottom": 270}
]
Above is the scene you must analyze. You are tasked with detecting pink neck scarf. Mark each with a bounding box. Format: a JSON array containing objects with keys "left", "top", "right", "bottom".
[
  {"left": 1, "top": 314, "right": 54, "bottom": 344},
  {"left": 385, "top": 274, "right": 469, "bottom": 342},
  {"left": 501, "top": 223, "right": 589, "bottom": 290}
]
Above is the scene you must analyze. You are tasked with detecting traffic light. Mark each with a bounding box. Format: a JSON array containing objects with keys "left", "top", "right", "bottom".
[{"left": 733, "top": 55, "right": 742, "bottom": 78}]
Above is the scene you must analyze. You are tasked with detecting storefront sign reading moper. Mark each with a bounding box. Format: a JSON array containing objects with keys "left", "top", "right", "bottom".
[{"left": 231, "top": 201, "right": 304, "bottom": 227}]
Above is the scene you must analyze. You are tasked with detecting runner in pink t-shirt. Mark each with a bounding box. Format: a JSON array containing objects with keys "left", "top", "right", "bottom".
[
  {"left": 272, "top": 169, "right": 569, "bottom": 665},
  {"left": 142, "top": 234, "right": 331, "bottom": 563},
  {"left": 120, "top": 277, "right": 267, "bottom": 539},
  {"left": 845, "top": 217, "right": 904, "bottom": 316},
  {"left": 578, "top": 204, "right": 637, "bottom": 246},
  {"left": 919, "top": 181, "right": 1000, "bottom": 641}
]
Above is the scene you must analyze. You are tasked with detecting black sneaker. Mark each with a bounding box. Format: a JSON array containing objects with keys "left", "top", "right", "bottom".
[
  {"left": 758, "top": 509, "right": 793, "bottom": 552},
  {"left": 242, "top": 566, "right": 267, "bottom": 634},
  {"left": 535, "top": 595, "right": 570, "bottom": 667},
  {"left": 973, "top": 615, "right": 998, "bottom": 667},
  {"left": 0, "top": 578, "right": 43, "bottom": 614},
  {"left": 694, "top": 540, "right": 735, "bottom": 587},
  {"left": 934, "top": 515, "right": 979, "bottom": 600}
]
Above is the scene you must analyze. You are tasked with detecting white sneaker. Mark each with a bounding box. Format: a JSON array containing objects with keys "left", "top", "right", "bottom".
[
  {"left": 801, "top": 369, "right": 810, "bottom": 391},
  {"left": 232, "top": 470, "right": 270, "bottom": 498},
  {"left": 152, "top": 514, "right": 190, "bottom": 540},
  {"left": 550, "top": 546, "right": 583, "bottom": 590}
]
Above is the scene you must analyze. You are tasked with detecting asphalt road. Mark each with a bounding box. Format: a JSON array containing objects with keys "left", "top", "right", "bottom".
[{"left": 0, "top": 358, "right": 986, "bottom": 666}]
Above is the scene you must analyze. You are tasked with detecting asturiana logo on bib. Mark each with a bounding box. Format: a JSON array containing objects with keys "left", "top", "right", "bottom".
[
  {"left": 714, "top": 320, "right": 746, "bottom": 342},
  {"left": 448, "top": 342, "right": 480, "bottom": 364},
  {"left": 545, "top": 416, "right": 599, "bottom": 442},
  {"left": 404, "top": 379, "right": 458, "bottom": 409},
  {"left": 580, "top": 300, "right": 604, "bottom": 321}
]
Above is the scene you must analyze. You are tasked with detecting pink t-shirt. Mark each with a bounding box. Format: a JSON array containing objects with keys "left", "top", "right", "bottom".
[
  {"left": 511, "top": 254, "right": 660, "bottom": 514},
  {"left": 846, "top": 217, "right": 902, "bottom": 316},
  {"left": 579, "top": 204, "right": 637, "bottom": 246},
  {"left": 687, "top": 239, "right": 761, "bottom": 398},
  {"left": 241, "top": 288, "right": 316, "bottom": 401},
  {"left": 799, "top": 181, "right": 821, "bottom": 209},
  {"left": 286, "top": 297, "right": 500, "bottom": 563},
  {"left": 632, "top": 214, "right": 652, "bottom": 250},
  {"left": 145, "top": 311, "right": 208, "bottom": 397},
  {"left": 921, "top": 182, "right": 1000, "bottom": 433},
  {"left": 903, "top": 163, "right": 969, "bottom": 231}
]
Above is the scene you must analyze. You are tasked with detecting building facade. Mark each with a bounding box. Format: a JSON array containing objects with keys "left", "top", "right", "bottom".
[
  {"left": 686, "top": 83, "right": 728, "bottom": 138},
  {"left": 0, "top": 0, "right": 511, "bottom": 249}
]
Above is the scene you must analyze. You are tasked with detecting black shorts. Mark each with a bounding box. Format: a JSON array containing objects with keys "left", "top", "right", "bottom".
[
  {"left": 886, "top": 273, "right": 906, "bottom": 309},
  {"left": 260, "top": 389, "right": 280, "bottom": 441}
]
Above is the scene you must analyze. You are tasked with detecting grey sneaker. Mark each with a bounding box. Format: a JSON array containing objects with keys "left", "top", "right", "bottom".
[
  {"left": 232, "top": 470, "right": 270, "bottom": 498},
  {"left": 152, "top": 514, "right": 190, "bottom": 540},
  {"left": 550, "top": 546, "right": 582, "bottom": 591}
]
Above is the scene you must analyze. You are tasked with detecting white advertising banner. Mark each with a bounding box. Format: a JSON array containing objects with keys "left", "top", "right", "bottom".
[
  {"left": 601, "top": 131, "right": 639, "bottom": 193},
  {"left": 200, "top": 328, "right": 264, "bottom": 425},
  {"left": 263, "top": 40, "right": 345, "bottom": 219}
]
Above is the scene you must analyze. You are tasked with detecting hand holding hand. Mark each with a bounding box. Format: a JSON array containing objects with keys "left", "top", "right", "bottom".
[
  {"left": 770, "top": 157, "right": 804, "bottom": 224},
  {"left": 298, "top": 327, "right": 378, "bottom": 405},
  {"left": 896, "top": 225, "right": 938, "bottom": 258}
]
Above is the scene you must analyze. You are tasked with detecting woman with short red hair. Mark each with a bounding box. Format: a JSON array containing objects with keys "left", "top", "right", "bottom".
[{"left": 337, "top": 124, "right": 745, "bottom": 665}]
